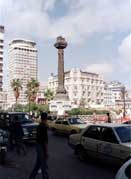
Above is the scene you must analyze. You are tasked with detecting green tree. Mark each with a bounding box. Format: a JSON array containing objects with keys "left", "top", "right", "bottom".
[
  {"left": 26, "top": 78, "right": 40, "bottom": 103},
  {"left": 26, "top": 78, "right": 39, "bottom": 113},
  {"left": 44, "top": 89, "right": 54, "bottom": 104},
  {"left": 11, "top": 79, "right": 22, "bottom": 106}
]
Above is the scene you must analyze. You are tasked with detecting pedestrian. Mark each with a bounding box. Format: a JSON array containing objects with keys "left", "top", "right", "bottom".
[
  {"left": 9, "top": 119, "right": 15, "bottom": 150},
  {"left": 107, "top": 112, "right": 111, "bottom": 123},
  {"left": 29, "top": 112, "right": 49, "bottom": 179},
  {"left": 13, "top": 116, "right": 26, "bottom": 155}
]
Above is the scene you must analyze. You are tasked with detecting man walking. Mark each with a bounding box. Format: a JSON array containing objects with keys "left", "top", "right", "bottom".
[
  {"left": 29, "top": 112, "right": 49, "bottom": 179},
  {"left": 107, "top": 112, "right": 111, "bottom": 123}
]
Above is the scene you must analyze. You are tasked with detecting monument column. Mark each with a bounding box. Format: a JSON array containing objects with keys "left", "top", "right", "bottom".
[
  {"left": 54, "top": 36, "right": 69, "bottom": 101},
  {"left": 50, "top": 36, "right": 71, "bottom": 114}
]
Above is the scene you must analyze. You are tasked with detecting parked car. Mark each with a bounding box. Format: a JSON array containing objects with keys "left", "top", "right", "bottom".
[
  {"left": 116, "top": 159, "right": 131, "bottom": 179},
  {"left": 0, "top": 129, "right": 8, "bottom": 164},
  {"left": 123, "top": 120, "right": 131, "bottom": 124},
  {"left": 68, "top": 124, "right": 131, "bottom": 165},
  {"left": 50, "top": 117, "right": 87, "bottom": 135},
  {"left": 0, "top": 112, "right": 38, "bottom": 141}
]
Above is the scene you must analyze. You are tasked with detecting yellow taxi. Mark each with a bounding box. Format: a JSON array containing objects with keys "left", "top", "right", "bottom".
[
  {"left": 49, "top": 117, "right": 88, "bottom": 135},
  {"left": 68, "top": 124, "right": 131, "bottom": 165}
]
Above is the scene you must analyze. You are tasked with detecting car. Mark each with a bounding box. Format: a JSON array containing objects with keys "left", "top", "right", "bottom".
[
  {"left": 68, "top": 124, "right": 131, "bottom": 165},
  {"left": 116, "top": 159, "right": 131, "bottom": 179},
  {"left": 50, "top": 117, "right": 88, "bottom": 135},
  {"left": 0, "top": 112, "right": 38, "bottom": 141},
  {"left": 123, "top": 120, "right": 131, "bottom": 124}
]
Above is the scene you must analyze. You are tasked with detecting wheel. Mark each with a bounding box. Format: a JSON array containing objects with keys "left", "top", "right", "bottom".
[{"left": 76, "top": 146, "right": 87, "bottom": 161}]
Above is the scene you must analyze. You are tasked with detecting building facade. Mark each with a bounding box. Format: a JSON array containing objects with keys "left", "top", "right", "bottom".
[
  {"left": 36, "top": 83, "right": 47, "bottom": 105},
  {"left": 48, "top": 68, "right": 104, "bottom": 108},
  {"left": 106, "top": 81, "right": 125, "bottom": 101},
  {"left": 0, "top": 26, "right": 4, "bottom": 91},
  {"left": 104, "top": 84, "right": 115, "bottom": 108},
  {"left": 7, "top": 39, "right": 38, "bottom": 107}
]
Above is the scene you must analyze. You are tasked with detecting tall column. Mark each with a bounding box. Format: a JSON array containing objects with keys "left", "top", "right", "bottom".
[{"left": 54, "top": 36, "right": 69, "bottom": 101}]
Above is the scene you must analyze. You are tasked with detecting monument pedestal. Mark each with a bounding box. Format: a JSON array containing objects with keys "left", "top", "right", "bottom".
[{"left": 49, "top": 100, "right": 72, "bottom": 116}]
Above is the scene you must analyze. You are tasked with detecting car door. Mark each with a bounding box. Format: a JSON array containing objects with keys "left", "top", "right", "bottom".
[
  {"left": 81, "top": 126, "right": 101, "bottom": 158},
  {"left": 99, "top": 127, "right": 122, "bottom": 164},
  {"left": 61, "top": 121, "right": 70, "bottom": 134},
  {"left": 54, "top": 120, "right": 62, "bottom": 133}
]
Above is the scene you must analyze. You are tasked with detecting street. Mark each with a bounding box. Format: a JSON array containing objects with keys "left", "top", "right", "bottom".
[{"left": 0, "top": 131, "right": 117, "bottom": 179}]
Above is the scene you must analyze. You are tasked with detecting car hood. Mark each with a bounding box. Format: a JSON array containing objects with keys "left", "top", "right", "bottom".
[
  {"left": 71, "top": 124, "right": 87, "bottom": 129},
  {"left": 22, "top": 123, "right": 38, "bottom": 127},
  {"left": 121, "top": 142, "right": 131, "bottom": 148}
]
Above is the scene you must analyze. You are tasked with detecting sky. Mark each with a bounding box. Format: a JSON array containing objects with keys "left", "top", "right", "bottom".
[{"left": 0, "top": 0, "right": 131, "bottom": 88}]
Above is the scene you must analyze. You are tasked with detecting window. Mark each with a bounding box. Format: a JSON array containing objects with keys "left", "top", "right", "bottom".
[
  {"left": 101, "top": 128, "right": 118, "bottom": 143},
  {"left": 62, "top": 121, "right": 69, "bottom": 125},
  {"left": 115, "top": 126, "right": 131, "bottom": 143},
  {"left": 83, "top": 126, "right": 100, "bottom": 140},
  {"left": 55, "top": 120, "right": 62, "bottom": 124}
]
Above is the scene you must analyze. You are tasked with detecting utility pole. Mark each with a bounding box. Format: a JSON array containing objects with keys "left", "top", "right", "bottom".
[{"left": 121, "top": 86, "right": 127, "bottom": 118}]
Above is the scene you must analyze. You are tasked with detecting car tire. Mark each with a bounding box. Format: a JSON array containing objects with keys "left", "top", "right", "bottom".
[{"left": 76, "top": 145, "right": 87, "bottom": 161}]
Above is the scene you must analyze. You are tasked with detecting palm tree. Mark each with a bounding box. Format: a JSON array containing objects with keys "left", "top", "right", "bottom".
[
  {"left": 26, "top": 78, "right": 40, "bottom": 104},
  {"left": 11, "top": 79, "right": 22, "bottom": 106},
  {"left": 44, "top": 89, "right": 54, "bottom": 104}
]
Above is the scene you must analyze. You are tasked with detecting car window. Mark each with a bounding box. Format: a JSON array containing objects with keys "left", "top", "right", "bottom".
[
  {"left": 125, "top": 164, "right": 131, "bottom": 179},
  {"left": 55, "top": 121, "right": 62, "bottom": 124},
  {"left": 62, "top": 121, "right": 69, "bottom": 125},
  {"left": 101, "top": 128, "right": 118, "bottom": 144},
  {"left": 83, "top": 126, "right": 101, "bottom": 140},
  {"left": 68, "top": 118, "right": 85, "bottom": 124},
  {"left": 115, "top": 126, "right": 131, "bottom": 143}
]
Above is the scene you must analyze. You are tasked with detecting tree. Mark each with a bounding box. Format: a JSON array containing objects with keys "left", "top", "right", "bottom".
[
  {"left": 11, "top": 79, "right": 22, "bottom": 106},
  {"left": 26, "top": 78, "right": 39, "bottom": 113},
  {"left": 26, "top": 78, "right": 40, "bottom": 103},
  {"left": 44, "top": 89, "right": 54, "bottom": 104}
]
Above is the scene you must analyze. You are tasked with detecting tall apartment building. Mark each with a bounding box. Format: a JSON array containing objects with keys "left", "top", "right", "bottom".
[
  {"left": 7, "top": 39, "right": 38, "bottom": 107},
  {"left": 48, "top": 68, "right": 104, "bottom": 108},
  {"left": 0, "top": 26, "right": 4, "bottom": 91}
]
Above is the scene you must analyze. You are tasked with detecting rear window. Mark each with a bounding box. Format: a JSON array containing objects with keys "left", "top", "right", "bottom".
[{"left": 115, "top": 126, "right": 131, "bottom": 143}]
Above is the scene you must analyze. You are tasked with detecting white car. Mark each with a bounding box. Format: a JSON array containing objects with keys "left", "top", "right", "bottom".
[
  {"left": 116, "top": 159, "right": 131, "bottom": 179},
  {"left": 69, "top": 124, "right": 131, "bottom": 165}
]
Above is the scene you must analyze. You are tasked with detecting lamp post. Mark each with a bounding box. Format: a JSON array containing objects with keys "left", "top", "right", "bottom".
[{"left": 121, "top": 86, "right": 127, "bottom": 118}]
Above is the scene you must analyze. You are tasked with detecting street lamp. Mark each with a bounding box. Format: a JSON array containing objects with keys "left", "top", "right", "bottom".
[{"left": 121, "top": 86, "right": 127, "bottom": 118}]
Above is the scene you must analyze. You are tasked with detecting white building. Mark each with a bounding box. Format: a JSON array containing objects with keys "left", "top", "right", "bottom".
[
  {"left": 0, "top": 26, "right": 4, "bottom": 91},
  {"left": 0, "top": 91, "right": 7, "bottom": 110},
  {"left": 104, "top": 84, "right": 115, "bottom": 108},
  {"left": 7, "top": 39, "right": 38, "bottom": 107},
  {"left": 48, "top": 68, "right": 104, "bottom": 108},
  {"left": 36, "top": 83, "right": 48, "bottom": 104},
  {"left": 106, "top": 81, "right": 125, "bottom": 101}
]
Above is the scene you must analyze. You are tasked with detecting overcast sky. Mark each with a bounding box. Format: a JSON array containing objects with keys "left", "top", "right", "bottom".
[{"left": 0, "top": 0, "right": 131, "bottom": 88}]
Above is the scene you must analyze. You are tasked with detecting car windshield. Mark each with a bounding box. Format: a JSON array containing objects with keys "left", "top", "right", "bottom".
[
  {"left": 115, "top": 126, "right": 131, "bottom": 143},
  {"left": 17, "top": 114, "right": 32, "bottom": 124},
  {"left": 69, "top": 118, "right": 85, "bottom": 124}
]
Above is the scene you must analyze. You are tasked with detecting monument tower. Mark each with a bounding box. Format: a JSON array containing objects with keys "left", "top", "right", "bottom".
[
  {"left": 54, "top": 36, "right": 69, "bottom": 101},
  {"left": 49, "top": 36, "right": 71, "bottom": 115}
]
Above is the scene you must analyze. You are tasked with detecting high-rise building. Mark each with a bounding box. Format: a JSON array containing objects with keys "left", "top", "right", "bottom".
[
  {"left": 7, "top": 39, "right": 38, "bottom": 107},
  {"left": 48, "top": 68, "right": 104, "bottom": 108},
  {"left": 0, "top": 26, "right": 4, "bottom": 91}
]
